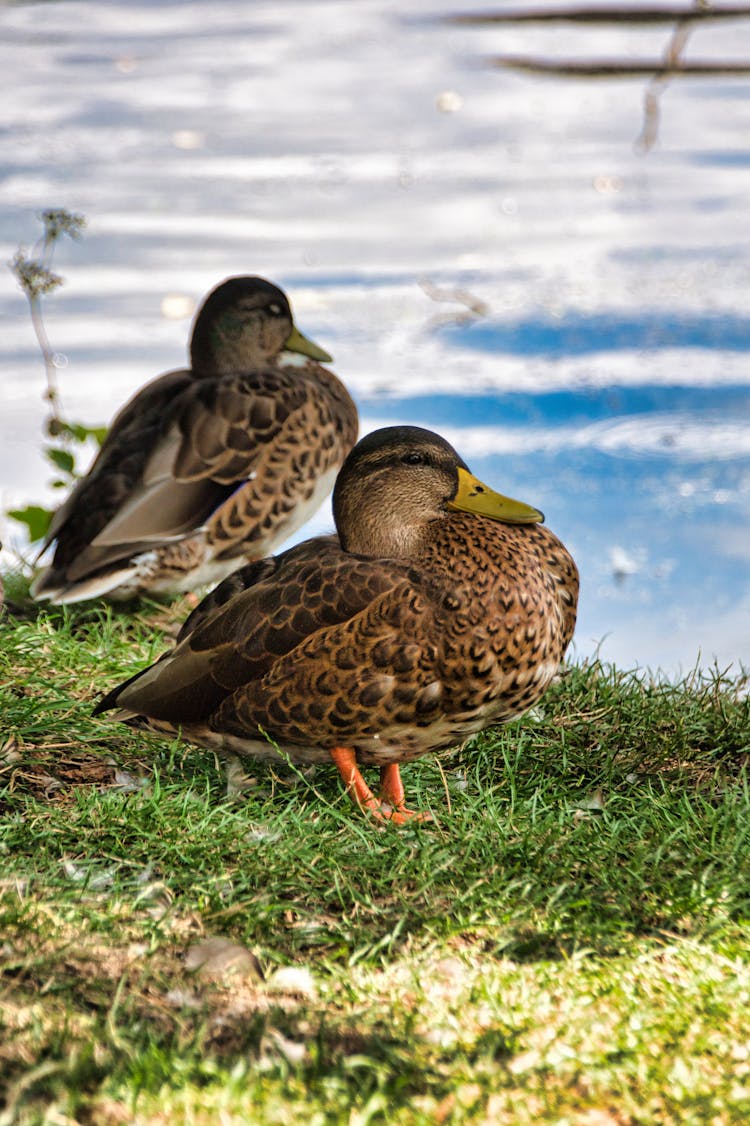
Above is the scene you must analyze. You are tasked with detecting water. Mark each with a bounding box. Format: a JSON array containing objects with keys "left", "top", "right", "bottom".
[{"left": 1, "top": 0, "right": 749, "bottom": 675}]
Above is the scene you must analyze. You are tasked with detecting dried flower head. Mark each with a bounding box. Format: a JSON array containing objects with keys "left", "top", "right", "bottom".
[
  {"left": 40, "top": 209, "right": 86, "bottom": 242},
  {"left": 10, "top": 252, "right": 63, "bottom": 300}
]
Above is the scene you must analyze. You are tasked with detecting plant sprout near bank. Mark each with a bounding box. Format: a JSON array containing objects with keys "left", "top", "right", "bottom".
[{"left": 8, "top": 209, "right": 106, "bottom": 545}]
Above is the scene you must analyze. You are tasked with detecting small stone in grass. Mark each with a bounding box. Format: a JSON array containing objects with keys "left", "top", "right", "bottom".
[
  {"left": 184, "top": 937, "right": 263, "bottom": 982},
  {"left": 266, "top": 965, "right": 317, "bottom": 997}
]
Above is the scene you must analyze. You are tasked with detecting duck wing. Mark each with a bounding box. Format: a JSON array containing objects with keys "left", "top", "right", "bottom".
[
  {"left": 38, "top": 367, "right": 317, "bottom": 587},
  {"left": 40, "top": 369, "right": 192, "bottom": 561},
  {"left": 94, "top": 537, "right": 409, "bottom": 724}
]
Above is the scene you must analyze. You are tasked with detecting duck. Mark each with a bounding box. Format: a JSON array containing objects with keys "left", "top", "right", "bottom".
[
  {"left": 94, "top": 425, "right": 579, "bottom": 824},
  {"left": 30, "top": 276, "right": 358, "bottom": 603}
]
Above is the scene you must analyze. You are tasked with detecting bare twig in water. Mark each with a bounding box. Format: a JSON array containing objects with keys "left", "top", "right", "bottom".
[
  {"left": 447, "top": 4, "right": 750, "bottom": 26},
  {"left": 419, "top": 279, "right": 490, "bottom": 328},
  {"left": 487, "top": 56, "right": 750, "bottom": 76},
  {"left": 637, "top": 17, "right": 695, "bottom": 151},
  {"left": 476, "top": 1, "right": 750, "bottom": 151}
]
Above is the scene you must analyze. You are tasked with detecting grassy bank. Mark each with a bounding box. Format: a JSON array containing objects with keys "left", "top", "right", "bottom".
[{"left": 1, "top": 577, "right": 749, "bottom": 1124}]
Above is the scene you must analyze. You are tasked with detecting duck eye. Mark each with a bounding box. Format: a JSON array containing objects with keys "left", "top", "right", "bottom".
[
  {"left": 402, "top": 451, "right": 426, "bottom": 466},
  {"left": 268, "top": 303, "right": 283, "bottom": 316}
]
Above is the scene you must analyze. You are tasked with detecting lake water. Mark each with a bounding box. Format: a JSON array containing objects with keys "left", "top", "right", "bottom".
[{"left": 1, "top": 0, "right": 749, "bottom": 676}]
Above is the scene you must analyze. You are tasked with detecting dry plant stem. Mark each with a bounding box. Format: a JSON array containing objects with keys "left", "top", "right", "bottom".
[
  {"left": 435, "top": 756, "right": 452, "bottom": 815},
  {"left": 12, "top": 210, "right": 85, "bottom": 432},
  {"left": 37, "top": 227, "right": 68, "bottom": 428},
  {"left": 28, "top": 290, "right": 63, "bottom": 428}
]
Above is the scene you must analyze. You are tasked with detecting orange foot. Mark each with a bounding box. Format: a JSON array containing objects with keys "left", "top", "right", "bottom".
[{"left": 329, "top": 748, "right": 432, "bottom": 825}]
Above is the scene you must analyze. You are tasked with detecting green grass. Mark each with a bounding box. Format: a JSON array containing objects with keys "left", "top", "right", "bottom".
[{"left": 1, "top": 575, "right": 750, "bottom": 1124}]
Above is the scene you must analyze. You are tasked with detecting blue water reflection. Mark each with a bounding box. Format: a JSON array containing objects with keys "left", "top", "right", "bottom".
[
  {"left": 440, "top": 312, "right": 750, "bottom": 358},
  {"left": 366, "top": 386, "right": 750, "bottom": 432}
]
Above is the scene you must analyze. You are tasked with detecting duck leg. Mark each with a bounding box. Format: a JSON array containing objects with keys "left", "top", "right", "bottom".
[
  {"left": 329, "top": 747, "right": 430, "bottom": 824},
  {"left": 379, "top": 763, "right": 433, "bottom": 822},
  {"left": 379, "top": 763, "right": 406, "bottom": 808}
]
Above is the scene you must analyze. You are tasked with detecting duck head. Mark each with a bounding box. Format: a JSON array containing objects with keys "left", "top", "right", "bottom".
[
  {"left": 189, "top": 275, "right": 332, "bottom": 375},
  {"left": 333, "top": 425, "right": 544, "bottom": 558}
]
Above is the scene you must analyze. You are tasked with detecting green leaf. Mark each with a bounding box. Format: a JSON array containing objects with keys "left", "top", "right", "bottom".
[
  {"left": 7, "top": 505, "right": 53, "bottom": 542},
  {"left": 89, "top": 426, "right": 108, "bottom": 447},
  {"left": 48, "top": 419, "right": 108, "bottom": 446},
  {"left": 63, "top": 422, "right": 92, "bottom": 443},
  {"left": 46, "top": 447, "right": 76, "bottom": 474}
]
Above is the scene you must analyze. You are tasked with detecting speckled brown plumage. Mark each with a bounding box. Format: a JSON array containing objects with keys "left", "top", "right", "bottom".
[
  {"left": 31, "top": 276, "right": 358, "bottom": 604},
  {"left": 95, "top": 426, "right": 578, "bottom": 822}
]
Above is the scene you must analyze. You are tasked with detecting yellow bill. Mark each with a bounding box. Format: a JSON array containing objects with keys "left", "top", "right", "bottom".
[
  {"left": 285, "top": 324, "right": 333, "bottom": 363},
  {"left": 448, "top": 467, "right": 544, "bottom": 525}
]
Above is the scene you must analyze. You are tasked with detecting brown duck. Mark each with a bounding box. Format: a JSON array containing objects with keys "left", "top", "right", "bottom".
[
  {"left": 31, "top": 276, "right": 358, "bottom": 603},
  {"left": 94, "top": 425, "right": 579, "bottom": 823}
]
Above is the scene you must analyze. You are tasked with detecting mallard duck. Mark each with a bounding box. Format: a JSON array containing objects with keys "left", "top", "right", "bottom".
[
  {"left": 94, "top": 425, "right": 579, "bottom": 823},
  {"left": 31, "top": 276, "right": 358, "bottom": 603}
]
